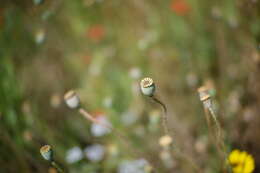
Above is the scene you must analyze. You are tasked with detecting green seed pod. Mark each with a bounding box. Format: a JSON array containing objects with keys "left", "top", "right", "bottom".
[
  {"left": 40, "top": 145, "right": 53, "bottom": 161},
  {"left": 140, "top": 77, "right": 156, "bottom": 97}
]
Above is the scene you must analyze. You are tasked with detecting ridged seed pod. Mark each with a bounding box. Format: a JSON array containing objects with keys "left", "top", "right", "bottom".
[
  {"left": 140, "top": 77, "right": 155, "bottom": 97},
  {"left": 40, "top": 145, "right": 53, "bottom": 161}
]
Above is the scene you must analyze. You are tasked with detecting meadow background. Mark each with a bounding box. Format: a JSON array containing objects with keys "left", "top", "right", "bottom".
[{"left": 0, "top": 0, "right": 260, "bottom": 172}]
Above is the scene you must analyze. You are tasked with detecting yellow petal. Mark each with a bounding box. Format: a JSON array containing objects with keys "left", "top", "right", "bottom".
[
  {"left": 243, "top": 155, "right": 255, "bottom": 173},
  {"left": 233, "top": 164, "right": 243, "bottom": 173},
  {"left": 229, "top": 150, "right": 241, "bottom": 164},
  {"left": 237, "top": 151, "right": 248, "bottom": 164}
]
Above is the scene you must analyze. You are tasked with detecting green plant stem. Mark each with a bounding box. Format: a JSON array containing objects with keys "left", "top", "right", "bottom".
[
  {"left": 51, "top": 161, "right": 64, "bottom": 173},
  {"left": 151, "top": 96, "right": 169, "bottom": 135}
]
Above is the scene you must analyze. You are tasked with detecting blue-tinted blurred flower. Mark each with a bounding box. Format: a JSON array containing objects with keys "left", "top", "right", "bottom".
[
  {"left": 66, "top": 146, "right": 83, "bottom": 164},
  {"left": 129, "top": 67, "right": 141, "bottom": 79},
  {"left": 91, "top": 115, "right": 111, "bottom": 137},
  {"left": 118, "top": 159, "right": 150, "bottom": 173},
  {"left": 121, "top": 111, "right": 138, "bottom": 126},
  {"left": 84, "top": 144, "right": 105, "bottom": 162}
]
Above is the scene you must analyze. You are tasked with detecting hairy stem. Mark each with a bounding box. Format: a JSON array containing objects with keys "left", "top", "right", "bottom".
[{"left": 204, "top": 105, "right": 228, "bottom": 172}]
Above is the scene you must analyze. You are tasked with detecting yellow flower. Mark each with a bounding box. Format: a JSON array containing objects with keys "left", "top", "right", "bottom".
[{"left": 228, "top": 149, "right": 255, "bottom": 173}]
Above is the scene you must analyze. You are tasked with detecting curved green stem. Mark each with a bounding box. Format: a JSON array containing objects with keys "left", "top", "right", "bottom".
[{"left": 151, "top": 96, "right": 169, "bottom": 135}]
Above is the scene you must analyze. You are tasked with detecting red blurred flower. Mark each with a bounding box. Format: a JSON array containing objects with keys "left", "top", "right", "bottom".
[
  {"left": 170, "top": 0, "right": 191, "bottom": 16},
  {"left": 92, "top": 111, "right": 106, "bottom": 118},
  {"left": 87, "top": 24, "right": 105, "bottom": 42}
]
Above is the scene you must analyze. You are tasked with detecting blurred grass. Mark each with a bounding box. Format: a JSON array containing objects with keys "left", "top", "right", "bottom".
[{"left": 0, "top": 0, "right": 260, "bottom": 172}]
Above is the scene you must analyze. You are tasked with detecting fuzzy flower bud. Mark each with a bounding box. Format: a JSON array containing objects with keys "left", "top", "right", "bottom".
[
  {"left": 40, "top": 145, "right": 53, "bottom": 161},
  {"left": 140, "top": 77, "right": 155, "bottom": 97},
  {"left": 64, "top": 90, "right": 80, "bottom": 109},
  {"left": 159, "top": 135, "right": 173, "bottom": 147}
]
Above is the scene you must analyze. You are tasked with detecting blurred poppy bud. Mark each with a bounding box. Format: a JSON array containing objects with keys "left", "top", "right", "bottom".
[
  {"left": 159, "top": 135, "right": 173, "bottom": 147},
  {"left": 64, "top": 90, "right": 80, "bottom": 109},
  {"left": 140, "top": 77, "right": 155, "bottom": 97},
  {"left": 40, "top": 145, "right": 53, "bottom": 161}
]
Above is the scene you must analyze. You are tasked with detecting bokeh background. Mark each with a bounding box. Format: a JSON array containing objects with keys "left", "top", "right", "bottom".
[{"left": 1, "top": 0, "right": 260, "bottom": 172}]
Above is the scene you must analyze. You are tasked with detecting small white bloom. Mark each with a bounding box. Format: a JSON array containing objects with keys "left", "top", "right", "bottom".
[
  {"left": 90, "top": 116, "right": 111, "bottom": 137},
  {"left": 103, "top": 96, "right": 113, "bottom": 108},
  {"left": 160, "top": 150, "right": 175, "bottom": 168},
  {"left": 159, "top": 135, "right": 173, "bottom": 147},
  {"left": 121, "top": 111, "right": 138, "bottom": 126},
  {"left": 84, "top": 144, "right": 105, "bottom": 162},
  {"left": 118, "top": 159, "right": 150, "bottom": 173},
  {"left": 129, "top": 67, "right": 141, "bottom": 79},
  {"left": 66, "top": 147, "right": 83, "bottom": 164},
  {"left": 35, "top": 29, "right": 45, "bottom": 44}
]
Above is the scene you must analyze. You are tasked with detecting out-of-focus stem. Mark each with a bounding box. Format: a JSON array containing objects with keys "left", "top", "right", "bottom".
[
  {"left": 78, "top": 108, "right": 99, "bottom": 124},
  {"left": 204, "top": 105, "right": 228, "bottom": 172},
  {"left": 208, "top": 107, "right": 221, "bottom": 140},
  {"left": 51, "top": 161, "right": 64, "bottom": 173}
]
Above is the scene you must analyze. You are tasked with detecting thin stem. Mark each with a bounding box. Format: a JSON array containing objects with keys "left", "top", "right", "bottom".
[
  {"left": 208, "top": 107, "right": 226, "bottom": 155},
  {"left": 51, "top": 161, "right": 64, "bottom": 173},
  {"left": 204, "top": 105, "right": 229, "bottom": 172},
  {"left": 78, "top": 108, "right": 99, "bottom": 124},
  {"left": 151, "top": 97, "right": 201, "bottom": 172},
  {"left": 208, "top": 107, "right": 221, "bottom": 141},
  {"left": 151, "top": 96, "right": 169, "bottom": 135}
]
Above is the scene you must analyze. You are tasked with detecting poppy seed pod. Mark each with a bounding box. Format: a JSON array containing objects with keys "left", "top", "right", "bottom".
[
  {"left": 197, "top": 86, "right": 212, "bottom": 109},
  {"left": 64, "top": 90, "right": 80, "bottom": 109},
  {"left": 197, "top": 86, "right": 210, "bottom": 101},
  {"left": 140, "top": 77, "right": 155, "bottom": 97},
  {"left": 40, "top": 145, "right": 53, "bottom": 161}
]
